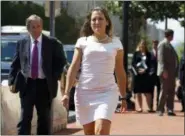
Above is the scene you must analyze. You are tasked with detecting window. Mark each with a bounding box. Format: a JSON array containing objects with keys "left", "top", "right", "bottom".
[
  {"left": 1, "top": 40, "right": 17, "bottom": 62},
  {"left": 65, "top": 50, "right": 74, "bottom": 63}
]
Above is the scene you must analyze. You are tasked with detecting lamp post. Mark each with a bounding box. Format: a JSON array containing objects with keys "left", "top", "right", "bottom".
[
  {"left": 49, "top": 1, "right": 55, "bottom": 37},
  {"left": 122, "top": 1, "right": 130, "bottom": 74},
  {"left": 165, "top": 16, "right": 168, "bottom": 30},
  {"left": 49, "top": 2, "right": 55, "bottom": 134}
]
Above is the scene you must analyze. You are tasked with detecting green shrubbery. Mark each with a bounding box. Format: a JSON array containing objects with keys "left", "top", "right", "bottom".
[{"left": 1, "top": 1, "right": 80, "bottom": 44}]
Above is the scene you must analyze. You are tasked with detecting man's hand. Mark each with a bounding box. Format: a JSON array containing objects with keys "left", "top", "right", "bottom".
[
  {"left": 9, "top": 85, "right": 16, "bottom": 93},
  {"left": 120, "top": 100, "right": 127, "bottom": 113},
  {"left": 162, "top": 71, "right": 168, "bottom": 79},
  {"left": 176, "top": 79, "right": 181, "bottom": 87},
  {"left": 61, "top": 94, "right": 69, "bottom": 110}
]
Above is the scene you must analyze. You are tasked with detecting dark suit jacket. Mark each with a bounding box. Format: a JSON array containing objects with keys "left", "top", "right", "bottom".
[
  {"left": 131, "top": 51, "right": 152, "bottom": 75},
  {"left": 157, "top": 38, "right": 179, "bottom": 77},
  {"left": 8, "top": 34, "right": 67, "bottom": 99},
  {"left": 150, "top": 50, "right": 158, "bottom": 75},
  {"left": 179, "top": 54, "right": 184, "bottom": 87}
]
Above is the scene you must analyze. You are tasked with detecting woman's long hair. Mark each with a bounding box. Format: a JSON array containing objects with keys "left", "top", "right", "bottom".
[
  {"left": 136, "top": 39, "right": 148, "bottom": 53},
  {"left": 80, "top": 7, "right": 113, "bottom": 38}
]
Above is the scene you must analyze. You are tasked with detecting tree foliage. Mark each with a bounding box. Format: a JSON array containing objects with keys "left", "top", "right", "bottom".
[
  {"left": 105, "top": 1, "right": 185, "bottom": 52},
  {"left": 1, "top": 2, "right": 48, "bottom": 28},
  {"left": 1, "top": 1, "right": 79, "bottom": 44},
  {"left": 137, "top": 1, "right": 183, "bottom": 21},
  {"left": 175, "top": 43, "right": 184, "bottom": 60},
  {"left": 105, "top": 1, "right": 146, "bottom": 52},
  {"left": 105, "top": 1, "right": 184, "bottom": 22},
  {"left": 179, "top": 3, "right": 185, "bottom": 27}
]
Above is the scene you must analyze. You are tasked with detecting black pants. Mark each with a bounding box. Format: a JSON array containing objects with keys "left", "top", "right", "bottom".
[
  {"left": 151, "top": 74, "right": 161, "bottom": 110},
  {"left": 17, "top": 78, "right": 51, "bottom": 135},
  {"left": 181, "top": 87, "right": 185, "bottom": 111},
  {"left": 69, "top": 87, "right": 75, "bottom": 111}
]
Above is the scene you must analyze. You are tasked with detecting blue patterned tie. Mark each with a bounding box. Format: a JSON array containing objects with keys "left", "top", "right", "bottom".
[{"left": 31, "top": 40, "right": 38, "bottom": 79}]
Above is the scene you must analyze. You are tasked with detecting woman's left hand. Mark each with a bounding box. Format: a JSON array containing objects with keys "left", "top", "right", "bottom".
[{"left": 120, "top": 100, "right": 127, "bottom": 113}]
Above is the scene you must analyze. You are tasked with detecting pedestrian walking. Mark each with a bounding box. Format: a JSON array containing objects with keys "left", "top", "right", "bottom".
[
  {"left": 61, "top": 7, "right": 127, "bottom": 135},
  {"left": 8, "top": 14, "right": 67, "bottom": 134},
  {"left": 150, "top": 40, "right": 161, "bottom": 111},
  {"left": 177, "top": 52, "right": 185, "bottom": 112},
  {"left": 157, "top": 29, "right": 179, "bottom": 116},
  {"left": 131, "top": 39, "right": 154, "bottom": 112}
]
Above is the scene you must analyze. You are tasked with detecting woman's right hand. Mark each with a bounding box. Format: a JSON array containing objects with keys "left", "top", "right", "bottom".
[
  {"left": 61, "top": 94, "right": 69, "bottom": 109},
  {"left": 162, "top": 71, "right": 168, "bottom": 79},
  {"left": 120, "top": 100, "right": 127, "bottom": 113},
  {"left": 138, "top": 68, "right": 145, "bottom": 74}
]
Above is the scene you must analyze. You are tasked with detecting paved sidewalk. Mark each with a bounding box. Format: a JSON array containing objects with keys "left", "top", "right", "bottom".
[{"left": 55, "top": 98, "right": 184, "bottom": 135}]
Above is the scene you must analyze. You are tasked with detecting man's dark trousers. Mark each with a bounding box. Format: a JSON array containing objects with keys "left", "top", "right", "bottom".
[
  {"left": 181, "top": 88, "right": 185, "bottom": 111},
  {"left": 17, "top": 78, "right": 51, "bottom": 135},
  {"left": 151, "top": 74, "right": 161, "bottom": 110}
]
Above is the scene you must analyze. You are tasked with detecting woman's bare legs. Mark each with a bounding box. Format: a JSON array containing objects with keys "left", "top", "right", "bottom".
[
  {"left": 144, "top": 93, "right": 152, "bottom": 110},
  {"left": 136, "top": 93, "right": 143, "bottom": 112},
  {"left": 83, "top": 122, "right": 95, "bottom": 135},
  {"left": 95, "top": 119, "right": 111, "bottom": 135}
]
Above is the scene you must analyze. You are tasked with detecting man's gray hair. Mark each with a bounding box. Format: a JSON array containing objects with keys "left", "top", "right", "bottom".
[{"left": 26, "top": 14, "right": 43, "bottom": 30}]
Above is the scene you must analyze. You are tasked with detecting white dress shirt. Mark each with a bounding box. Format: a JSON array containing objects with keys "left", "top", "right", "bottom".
[
  {"left": 29, "top": 34, "right": 45, "bottom": 79},
  {"left": 153, "top": 49, "right": 157, "bottom": 58}
]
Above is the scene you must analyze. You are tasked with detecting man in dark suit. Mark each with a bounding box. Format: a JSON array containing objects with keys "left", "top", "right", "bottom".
[
  {"left": 157, "top": 29, "right": 179, "bottom": 116},
  {"left": 150, "top": 40, "right": 161, "bottom": 111},
  {"left": 8, "top": 14, "right": 67, "bottom": 135},
  {"left": 177, "top": 53, "right": 184, "bottom": 112}
]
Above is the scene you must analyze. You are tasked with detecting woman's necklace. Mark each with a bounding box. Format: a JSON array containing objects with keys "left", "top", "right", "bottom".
[{"left": 92, "top": 35, "right": 109, "bottom": 42}]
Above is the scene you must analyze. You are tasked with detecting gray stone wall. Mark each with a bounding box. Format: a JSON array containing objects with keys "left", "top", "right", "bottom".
[{"left": 1, "top": 82, "right": 67, "bottom": 135}]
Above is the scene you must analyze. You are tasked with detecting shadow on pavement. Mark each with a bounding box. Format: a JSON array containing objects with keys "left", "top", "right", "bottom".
[
  {"left": 54, "top": 128, "right": 82, "bottom": 135},
  {"left": 173, "top": 114, "right": 185, "bottom": 117}
]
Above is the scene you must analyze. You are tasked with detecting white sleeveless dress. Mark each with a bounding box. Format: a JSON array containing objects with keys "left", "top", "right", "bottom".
[{"left": 74, "top": 36, "right": 123, "bottom": 125}]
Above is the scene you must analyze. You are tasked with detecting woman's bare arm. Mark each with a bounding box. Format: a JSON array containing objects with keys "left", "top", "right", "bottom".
[
  {"left": 60, "top": 72, "right": 66, "bottom": 95},
  {"left": 64, "top": 48, "right": 82, "bottom": 96},
  {"left": 115, "top": 50, "right": 127, "bottom": 98}
]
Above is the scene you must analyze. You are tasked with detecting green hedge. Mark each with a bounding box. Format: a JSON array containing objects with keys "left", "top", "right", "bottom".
[{"left": 1, "top": 1, "right": 80, "bottom": 44}]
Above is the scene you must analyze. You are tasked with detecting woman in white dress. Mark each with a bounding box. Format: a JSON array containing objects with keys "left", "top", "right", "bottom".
[{"left": 62, "top": 7, "right": 127, "bottom": 135}]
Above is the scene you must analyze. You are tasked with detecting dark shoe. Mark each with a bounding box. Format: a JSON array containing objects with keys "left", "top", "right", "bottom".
[
  {"left": 167, "top": 112, "right": 176, "bottom": 116},
  {"left": 147, "top": 109, "right": 155, "bottom": 113},
  {"left": 158, "top": 111, "right": 163, "bottom": 116},
  {"left": 115, "top": 108, "right": 121, "bottom": 113}
]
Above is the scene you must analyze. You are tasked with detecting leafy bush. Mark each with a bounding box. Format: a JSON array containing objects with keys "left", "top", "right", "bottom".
[{"left": 1, "top": 1, "right": 79, "bottom": 44}]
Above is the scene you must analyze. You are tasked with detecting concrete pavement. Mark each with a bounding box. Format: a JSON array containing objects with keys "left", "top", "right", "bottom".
[
  {"left": 55, "top": 98, "right": 184, "bottom": 135},
  {"left": 1, "top": 83, "right": 184, "bottom": 135}
]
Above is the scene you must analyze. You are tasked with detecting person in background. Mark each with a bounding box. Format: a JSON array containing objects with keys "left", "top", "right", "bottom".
[
  {"left": 131, "top": 39, "right": 154, "bottom": 112},
  {"left": 150, "top": 40, "right": 161, "bottom": 111},
  {"left": 8, "top": 14, "right": 67, "bottom": 134},
  {"left": 61, "top": 7, "right": 127, "bottom": 135},
  {"left": 177, "top": 52, "right": 184, "bottom": 112},
  {"left": 157, "top": 29, "right": 179, "bottom": 116}
]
